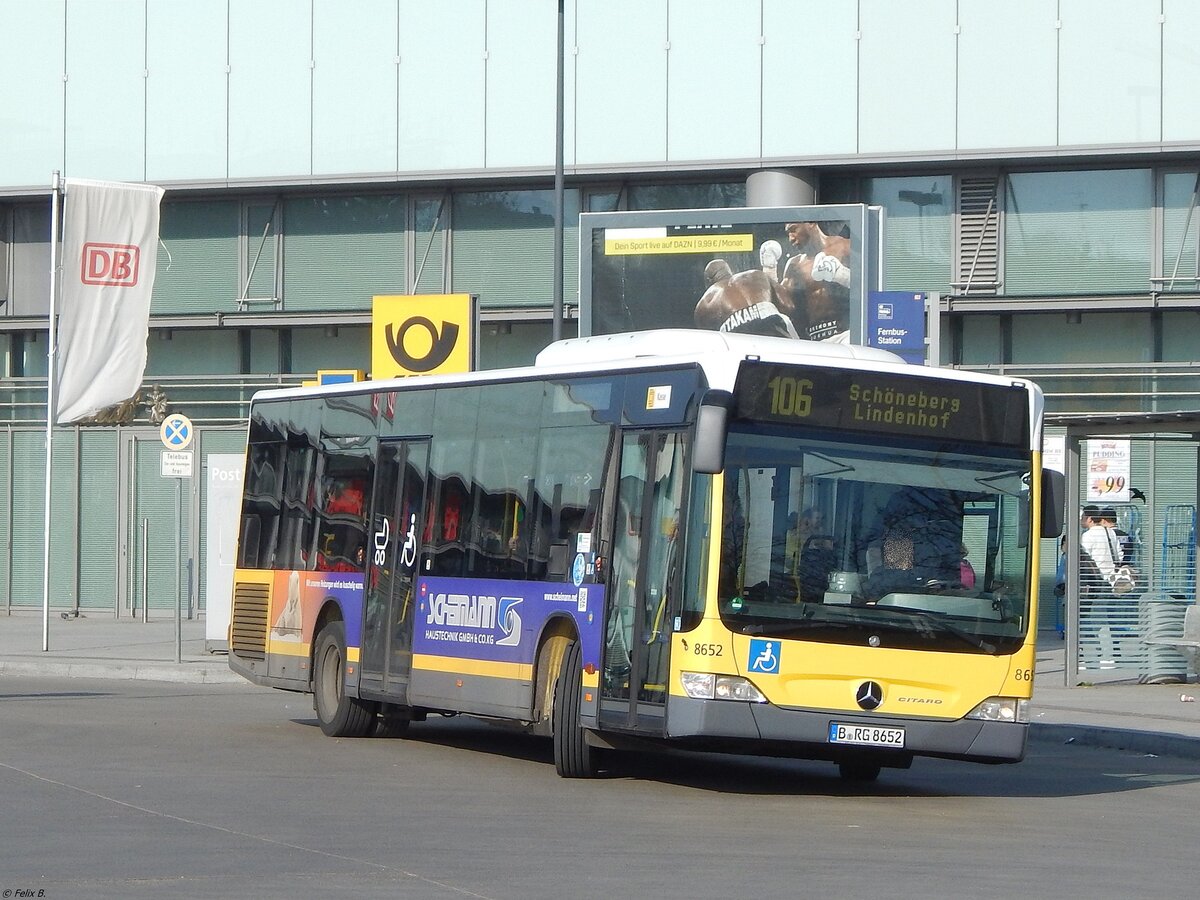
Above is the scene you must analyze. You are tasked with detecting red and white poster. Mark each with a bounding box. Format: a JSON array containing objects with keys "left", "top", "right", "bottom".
[{"left": 1086, "top": 439, "right": 1131, "bottom": 502}]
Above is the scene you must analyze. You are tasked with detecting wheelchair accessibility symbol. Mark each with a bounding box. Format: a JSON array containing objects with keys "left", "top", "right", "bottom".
[{"left": 747, "top": 638, "right": 781, "bottom": 675}]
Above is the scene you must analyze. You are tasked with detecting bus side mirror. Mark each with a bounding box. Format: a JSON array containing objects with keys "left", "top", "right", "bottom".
[
  {"left": 1041, "top": 469, "right": 1065, "bottom": 538},
  {"left": 694, "top": 389, "right": 733, "bottom": 475}
]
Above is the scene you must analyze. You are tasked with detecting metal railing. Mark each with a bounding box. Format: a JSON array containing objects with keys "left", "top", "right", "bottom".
[
  {"left": 0, "top": 374, "right": 307, "bottom": 426},
  {"left": 4, "top": 364, "right": 1198, "bottom": 424},
  {"left": 958, "top": 361, "right": 1200, "bottom": 418}
]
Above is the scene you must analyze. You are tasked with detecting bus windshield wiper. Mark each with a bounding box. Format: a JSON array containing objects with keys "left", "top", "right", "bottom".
[
  {"left": 886, "top": 608, "right": 996, "bottom": 653},
  {"left": 744, "top": 618, "right": 853, "bottom": 638}
]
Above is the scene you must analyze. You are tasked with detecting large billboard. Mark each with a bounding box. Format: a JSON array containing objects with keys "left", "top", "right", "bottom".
[{"left": 580, "top": 205, "right": 882, "bottom": 345}]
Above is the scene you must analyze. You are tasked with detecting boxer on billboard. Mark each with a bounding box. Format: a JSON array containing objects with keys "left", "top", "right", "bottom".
[
  {"left": 693, "top": 256, "right": 799, "bottom": 339},
  {"left": 692, "top": 222, "right": 852, "bottom": 343},
  {"left": 781, "top": 221, "right": 852, "bottom": 343}
]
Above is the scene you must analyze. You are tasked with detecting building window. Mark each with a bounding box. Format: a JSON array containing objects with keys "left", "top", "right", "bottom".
[
  {"left": 627, "top": 182, "right": 745, "bottom": 211},
  {"left": 1011, "top": 311, "right": 1152, "bottom": 365},
  {"left": 0, "top": 204, "right": 10, "bottom": 310},
  {"left": 282, "top": 194, "right": 406, "bottom": 311},
  {"left": 412, "top": 195, "right": 447, "bottom": 294},
  {"left": 452, "top": 190, "right": 581, "bottom": 309},
  {"left": 1004, "top": 169, "right": 1152, "bottom": 295},
  {"left": 1160, "top": 170, "right": 1200, "bottom": 293},
  {"left": 864, "top": 175, "right": 952, "bottom": 294},
  {"left": 239, "top": 199, "right": 281, "bottom": 308},
  {"left": 154, "top": 200, "right": 240, "bottom": 314},
  {"left": 9, "top": 204, "right": 51, "bottom": 317}
]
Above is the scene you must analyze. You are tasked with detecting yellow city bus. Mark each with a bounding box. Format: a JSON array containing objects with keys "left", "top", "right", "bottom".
[{"left": 228, "top": 330, "right": 1063, "bottom": 781}]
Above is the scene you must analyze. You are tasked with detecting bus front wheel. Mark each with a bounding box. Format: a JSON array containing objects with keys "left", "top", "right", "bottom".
[
  {"left": 313, "top": 620, "right": 376, "bottom": 738},
  {"left": 552, "top": 639, "right": 598, "bottom": 778}
]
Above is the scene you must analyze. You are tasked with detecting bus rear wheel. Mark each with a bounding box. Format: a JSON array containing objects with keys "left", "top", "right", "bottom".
[
  {"left": 375, "top": 706, "right": 413, "bottom": 737},
  {"left": 552, "top": 639, "right": 598, "bottom": 778},
  {"left": 313, "top": 620, "right": 376, "bottom": 738}
]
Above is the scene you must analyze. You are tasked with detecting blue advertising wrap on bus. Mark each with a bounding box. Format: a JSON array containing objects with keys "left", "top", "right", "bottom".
[{"left": 416, "top": 577, "right": 604, "bottom": 671}]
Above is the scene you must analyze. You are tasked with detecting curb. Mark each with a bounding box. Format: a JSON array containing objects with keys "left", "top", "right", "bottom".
[
  {"left": 0, "top": 659, "right": 245, "bottom": 685},
  {"left": 1029, "top": 721, "right": 1200, "bottom": 761}
]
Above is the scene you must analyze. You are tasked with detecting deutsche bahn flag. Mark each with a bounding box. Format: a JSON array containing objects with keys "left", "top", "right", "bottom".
[{"left": 56, "top": 178, "right": 165, "bottom": 424}]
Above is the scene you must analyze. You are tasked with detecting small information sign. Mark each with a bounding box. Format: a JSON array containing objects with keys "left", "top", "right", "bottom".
[{"left": 161, "top": 450, "right": 194, "bottom": 478}]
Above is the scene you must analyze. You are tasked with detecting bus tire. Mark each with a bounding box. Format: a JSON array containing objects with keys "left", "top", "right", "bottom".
[
  {"left": 837, "top": 759, "right": 882, "bottom": 783},
  {"left": 313, "top": 620, "right": 376, "bottom": 738},
  {"left": 376, "top": 705, "right": 415, "bottom": 739},
  {"left": 552, "top": 639, "right": 597, "bottom": 778}
]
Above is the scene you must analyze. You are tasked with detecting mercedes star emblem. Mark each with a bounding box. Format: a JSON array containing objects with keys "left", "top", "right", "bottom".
[{"left": 856, "top": 681, "right": 884, "bottom": 711}]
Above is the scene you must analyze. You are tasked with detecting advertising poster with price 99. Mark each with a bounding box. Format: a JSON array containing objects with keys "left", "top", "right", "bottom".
[
  {"left": 579, "top": 205, "right": 882, "bottom": 347},
  {"left": 1086, "top": 439, "right": 1131, "bottom": 502}
]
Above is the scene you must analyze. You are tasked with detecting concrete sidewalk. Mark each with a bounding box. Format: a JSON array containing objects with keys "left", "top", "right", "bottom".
[
  {"left": 2, "top": 612, "right": 1199, "bottom": 758},
  {"left": 0, "top": 610, "right": 241, "bottom": 684},
  {"left": 1030, "top": 634, "right": 1200, "bottom": 759}
]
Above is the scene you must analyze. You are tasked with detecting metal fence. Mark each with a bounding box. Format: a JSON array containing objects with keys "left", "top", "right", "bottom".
[
  {"left": 1072, "top": 503, "right": 1196, "bottom": 683},
  {"left": 970, "top": 361, "right": 1200, "bottom": 418},
  {"left": 0, "top": 373, "right": 306, "bottom": 426}
]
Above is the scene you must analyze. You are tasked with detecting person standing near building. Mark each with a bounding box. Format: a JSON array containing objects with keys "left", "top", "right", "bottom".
[
  {"left": 1080, "top": 504, "right": 1122, "bottom": 584},
  {"left": 1079, "top": 505, "right": 1124, "bottom": 666}
]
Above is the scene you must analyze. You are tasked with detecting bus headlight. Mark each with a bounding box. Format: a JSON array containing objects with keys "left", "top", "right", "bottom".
[
  {"left": 680, "top": 672, "right": 767, "bottom": 703},
  {"left": 966, "top": 697, "right": 1030, "bottom": 724}
]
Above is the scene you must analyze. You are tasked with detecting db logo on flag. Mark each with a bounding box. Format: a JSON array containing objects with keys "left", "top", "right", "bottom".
[{"left": 81, "top": 242, "right": 140, "bottom": 287}]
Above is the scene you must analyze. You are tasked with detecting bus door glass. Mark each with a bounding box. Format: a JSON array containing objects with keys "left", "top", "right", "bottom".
[
  {"left": 361, "top": 439, "right": 429, "bottom": 696},
  {"left": 602, "top": 431, "right": 685, "bottom": 728}
]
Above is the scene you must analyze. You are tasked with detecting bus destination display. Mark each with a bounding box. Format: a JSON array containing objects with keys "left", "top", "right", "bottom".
[{"left": 734, "top": 361, "right": 1029, "bottom": 447}]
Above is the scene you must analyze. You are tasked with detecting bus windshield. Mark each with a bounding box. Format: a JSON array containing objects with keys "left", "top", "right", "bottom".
[{"left": 718, "top": 424, "right": 1032, "bottom": 655}]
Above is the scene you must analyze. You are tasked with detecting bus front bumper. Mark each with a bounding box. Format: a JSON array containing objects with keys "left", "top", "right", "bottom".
[{"left": 665, "top": 695, "right": 1027, "bottom": 764}]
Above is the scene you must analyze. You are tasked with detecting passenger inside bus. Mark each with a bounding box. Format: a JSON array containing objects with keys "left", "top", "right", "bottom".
[{"left": 785, "top": 507, "right": 824, "bottom": 568}]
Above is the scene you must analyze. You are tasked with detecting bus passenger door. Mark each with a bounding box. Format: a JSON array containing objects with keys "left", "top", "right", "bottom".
[
  {"left": 361, "top": 439, "right": 428, "bottom": 698},
  {"left": 600, "top": 431, "right": 685, "bottom": 732}
]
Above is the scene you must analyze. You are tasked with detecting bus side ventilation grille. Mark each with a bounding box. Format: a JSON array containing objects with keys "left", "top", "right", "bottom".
[{"left": 231, "top": 582, "right": 270, "bottom": 660}]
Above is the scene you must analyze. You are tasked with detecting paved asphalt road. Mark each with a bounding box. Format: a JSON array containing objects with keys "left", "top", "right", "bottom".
[{"left": 1, "top": 675, "right": 1197, "bottom": 900}]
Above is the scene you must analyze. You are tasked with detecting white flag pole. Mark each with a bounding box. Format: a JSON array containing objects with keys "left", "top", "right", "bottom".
[{"left": 42, "top": 171, "right": 62, "bottom": 652}]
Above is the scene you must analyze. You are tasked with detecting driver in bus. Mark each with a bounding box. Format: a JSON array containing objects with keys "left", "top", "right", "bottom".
[
  {"left": 867, "top": 487, "right": 964, "bottom": 585},
  {"left": 863, "top": 527, "right": 926, "bottom": 601}
]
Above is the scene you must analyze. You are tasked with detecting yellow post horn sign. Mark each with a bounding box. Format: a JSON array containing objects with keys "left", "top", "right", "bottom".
[{"left": 371, "top": 294, "right": 477, "bottom": 379}]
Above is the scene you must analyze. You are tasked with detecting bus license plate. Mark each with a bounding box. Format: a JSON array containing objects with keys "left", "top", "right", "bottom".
[{"left": 828, "top": 723, "right": 906, "bottom": 748}]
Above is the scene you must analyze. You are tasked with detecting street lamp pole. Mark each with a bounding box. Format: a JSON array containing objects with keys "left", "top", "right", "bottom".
[{"left": 552, "top": 0, "right": 565, "bottom": 342}]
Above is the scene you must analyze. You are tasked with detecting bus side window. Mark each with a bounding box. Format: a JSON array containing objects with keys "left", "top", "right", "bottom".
[
  {"left": 238, "top": 515, "right": 262, "bottom": 568},
  {"left": 247, "top": 446, "right": 278, "bottom": 497},
  {"left": 314, "top": 463, "right": 371, "bottom": 573},
  {"left": 529, "top": 422, "right": 611, "bottom": 584},
  {"left": 239, "top": 441, "right": 284, "bottom": 569}
]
